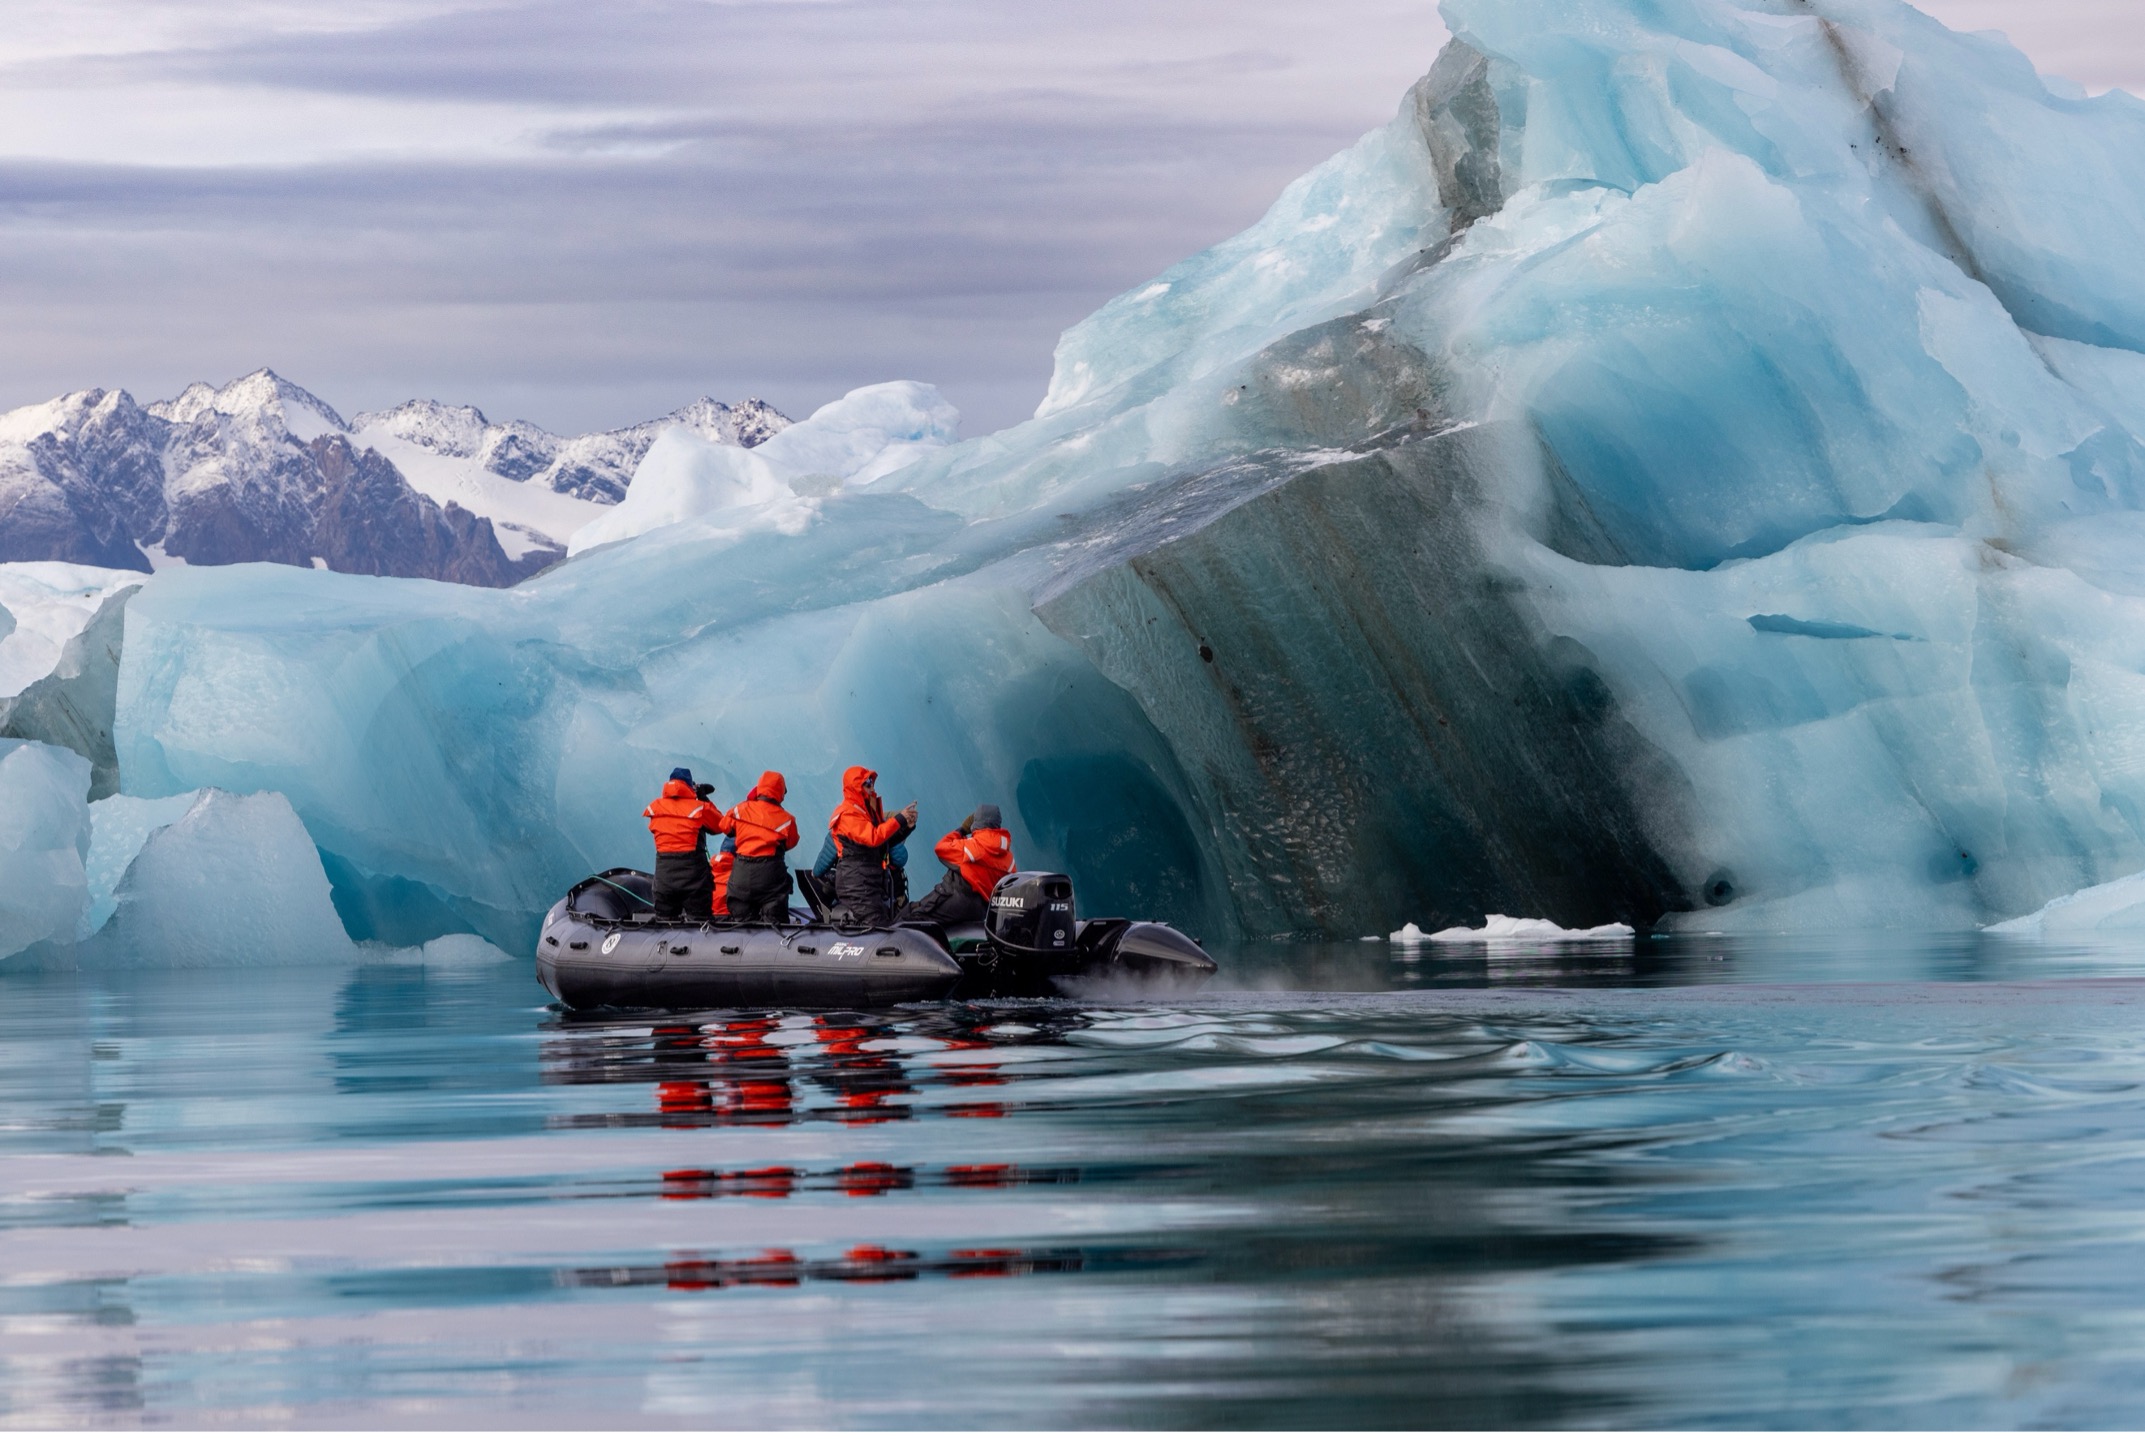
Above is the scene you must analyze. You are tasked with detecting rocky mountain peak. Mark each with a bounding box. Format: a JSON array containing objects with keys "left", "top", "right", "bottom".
[
  {"left": 1, "top": 372, "right": 795, "bottom": 586},
  {"left": 151, "top": 368, "right": 347, "bottom": 438}
]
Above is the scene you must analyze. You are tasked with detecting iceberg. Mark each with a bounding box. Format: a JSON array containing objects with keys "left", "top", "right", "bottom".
[
  {"left": 566, "top": 382, "right": 959, "bottom": 555},
  {"left": 0, "top": 739, "right": 90, "bottom": 959},
  {"left": 1986, "top": 872, "right": 2145, "bottom": 938},
  {"left": 0, "top": 561, "right": 141, "bottom": 699},
  {"left": 47, "top": 0, "right": 2145, "bottom": 950},
  {"left": 79, "top": 789, "right": 358, "bottom": 968}
]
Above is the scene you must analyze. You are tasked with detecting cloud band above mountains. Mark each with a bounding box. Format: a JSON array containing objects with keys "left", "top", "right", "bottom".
[{"left": 0, "top": 0, "right": 2130, "bottom": 435}]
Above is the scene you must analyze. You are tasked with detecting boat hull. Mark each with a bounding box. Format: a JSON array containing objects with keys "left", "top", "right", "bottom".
[{"left": 535, "top": 868, "right": 1217, "bottom": 1011}]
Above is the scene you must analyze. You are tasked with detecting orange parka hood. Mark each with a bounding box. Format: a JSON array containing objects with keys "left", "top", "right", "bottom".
[
  {"left": 830, "top": 765, "right": 906, "bottom": 855},
  {"left": 839, "top": 766, "right": 876, "bottom": 808},
  {"left": 750, "top": 770, "right": 788, "bottom": 803}
]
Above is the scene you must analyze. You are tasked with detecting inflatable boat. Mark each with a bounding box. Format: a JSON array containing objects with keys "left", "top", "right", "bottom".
[{"left": 536, "top": 867, "right": 1216, "bottom": 1010}]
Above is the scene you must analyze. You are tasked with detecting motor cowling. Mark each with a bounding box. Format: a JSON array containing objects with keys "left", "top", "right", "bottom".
[{"left": 986, "top": 872, "right": 1076, "bottom": 955}]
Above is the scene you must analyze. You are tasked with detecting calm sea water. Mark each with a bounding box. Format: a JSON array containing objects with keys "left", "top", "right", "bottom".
[{"left": 7, "top": 934, "right": 2145, "bottom": 1427}]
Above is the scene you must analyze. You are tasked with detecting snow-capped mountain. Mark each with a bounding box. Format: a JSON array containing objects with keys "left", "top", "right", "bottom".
[
  {"left": 354, "top": 395, "right": 788, "bottom": 502},
  {"left": 0, "top": 371, "right": 791, "bottom": 587}
]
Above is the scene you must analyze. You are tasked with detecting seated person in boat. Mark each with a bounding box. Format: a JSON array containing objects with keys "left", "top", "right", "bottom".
[
  {"left": 823, "top": 765, "right": 918, "bottom": 926},
  {"left": 902, "top": 805, "right": 1016, "bottom": 926},
  {"left": 709, "top": 836, "right": 735, "bottom": 917},
  {"left": 719, "top": 771, "right": 801, "bottom": 922},
  {"left": 642, "top": 767, "right": 724, "bottom": 921}
]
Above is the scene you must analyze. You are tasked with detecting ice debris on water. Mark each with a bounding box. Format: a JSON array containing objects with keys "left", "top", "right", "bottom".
[
  {"left": 1432, "top": 916, "right": 1636, "bottom": 943},
  {"left": 1392, "top": 916, "right": 1637, "bottom": 944},
  {"left": 11, "top": 0, "right": 2145, "bottom": 956}
]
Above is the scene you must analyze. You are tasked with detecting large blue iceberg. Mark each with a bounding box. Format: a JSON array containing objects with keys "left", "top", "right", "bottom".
[{"left": 32, "top": 0, "right": 2145, "bottom": 949}]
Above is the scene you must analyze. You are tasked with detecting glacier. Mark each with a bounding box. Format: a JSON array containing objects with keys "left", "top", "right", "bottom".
[{"left": 11, "top": 0, "right": 2145, "bottom": 957}]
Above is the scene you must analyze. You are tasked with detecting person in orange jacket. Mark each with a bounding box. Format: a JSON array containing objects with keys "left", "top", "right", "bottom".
[
  {"left": 826, "top": 765, "right": 917, "bottom": 926},
  {"left": 643, "top": 767, "right": 724, "bottom": 920},
  {"left": 708, "top": 838, "right": 735, "bottom": 918},
  {"left": 720, "top": 770, "right": 801, "bottom": 922},
  {"left": 903, "top": 804, "right": 1015, "bottom": 926}
]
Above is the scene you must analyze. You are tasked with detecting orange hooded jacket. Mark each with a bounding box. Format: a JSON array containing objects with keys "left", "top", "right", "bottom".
[
  {"left": 722, "top": 771, "right": 800, "bottom": 858},
  {"left": 644, "top": 778, "right": 723, "bottom": 854},
  {"left": 934, "top": 825, "right": 1015, "bottom": 899},
  {"left": 829, "top": 765, "right": 908, "bottom": 857},
  {"left": 708, "top": 849, "right": 734, "bottom": 915}
]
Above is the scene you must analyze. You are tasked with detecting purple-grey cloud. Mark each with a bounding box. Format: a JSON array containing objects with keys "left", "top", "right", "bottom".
[{"left": 0, "top": 1, "right": 2132, "bottom": 435}]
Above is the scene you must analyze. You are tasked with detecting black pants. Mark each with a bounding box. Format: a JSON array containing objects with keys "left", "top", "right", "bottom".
[
  {"left": 833, "top": 853, "right": 897, "bottom": 926},
  {"left": 651, "top": 851, "right": 713, "bottom": 921},
  {"left": 901, "top": 874, "right": 986, "bottom": 926},
  {"left": 726, "top": 854, "right": 792, "bottom": 922}
]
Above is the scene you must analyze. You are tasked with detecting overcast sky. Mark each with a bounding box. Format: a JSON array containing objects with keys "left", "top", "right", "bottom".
[{"left": 0, "top": 2, "right": 2135, "bottom": 436}]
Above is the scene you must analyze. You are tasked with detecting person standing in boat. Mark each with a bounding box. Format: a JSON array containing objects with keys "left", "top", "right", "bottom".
[
  {"left": 643, "top": 767, "right": 724, "bottom": 921},
  {"left": 720, "top": 771, "right": 801, "bottom": 922},
  {"left": 825, "top": 765, "right": 918, "bottom": 926},
  {"left": 902, "top": 805, "right": 1016, "bottom": 926}
]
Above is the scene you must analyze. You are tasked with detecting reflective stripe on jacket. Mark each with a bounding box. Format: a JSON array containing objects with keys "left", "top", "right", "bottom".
[
  {"left": 721, "top": 770, "right": 799, "bottom": 859},
  {"left": 644, "top": 778, "right": 723, "bottom": 854}
]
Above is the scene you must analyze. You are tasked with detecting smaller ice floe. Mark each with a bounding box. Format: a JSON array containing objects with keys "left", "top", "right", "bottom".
[
  {"left": 1987, "top": 872, "right": 2145, "bottom": 937},
  {"left": 1392, "top": 915, "right": 1636, "bottom": 944}
]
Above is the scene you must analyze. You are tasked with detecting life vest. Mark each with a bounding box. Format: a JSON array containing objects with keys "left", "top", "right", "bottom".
[
  {"left": 933, "top": 825, "right": 1015, "bottom": 899},
  {"left": 644, "top": 779, "right": 722, "bottom": 855},
  {"left": 829, "top": 765, "right": 907, "bottom": 862},
  {"left": 722, "top": 770, "right": 800, "bottom": 858},
  {"left": 708, "top": 848, "right": 735, "bottom": 916}
]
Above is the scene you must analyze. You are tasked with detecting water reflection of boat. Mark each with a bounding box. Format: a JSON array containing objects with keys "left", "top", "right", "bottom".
[
  {"left": 539, "top": 1004, "right": 1094, "bottom": 1132},
  {"left": 536, "top": 868, "right": 1216, "bottom": 1010}
]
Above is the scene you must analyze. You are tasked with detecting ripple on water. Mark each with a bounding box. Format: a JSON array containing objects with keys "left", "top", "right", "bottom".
[{"left": 6, "top": 959, "right": 2145, "bottom": 1426}]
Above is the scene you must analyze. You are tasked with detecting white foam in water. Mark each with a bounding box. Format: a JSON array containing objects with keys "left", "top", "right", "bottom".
[{"left": 0, "top": 739, "right": 90, "bottom": 959}]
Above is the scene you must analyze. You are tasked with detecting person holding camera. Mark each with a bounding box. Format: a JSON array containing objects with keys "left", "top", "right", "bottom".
[{"left": 642, "top": 767, "right": 725, "bottom": 920}]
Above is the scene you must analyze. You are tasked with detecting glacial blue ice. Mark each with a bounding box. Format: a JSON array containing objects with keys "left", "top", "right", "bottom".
[
  {"left": 1986, "top": 871, "right": 2145, "bottom": 938},
  {"left": 81, "top": 789, "right": 359, "bottom": 967},
  {"left": 79, "top": 791, "right": 201, "bottom": 939},
  {"left": 0, "top": 739, "right": 90, "bottom": 959},
  {"left": 15, "top": 0, "right": 2145, "bottom": 951}
]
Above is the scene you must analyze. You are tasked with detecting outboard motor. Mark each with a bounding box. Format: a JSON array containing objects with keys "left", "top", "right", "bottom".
[{"left": 986, "top": 871, "right": 1077, "bottom": 956}]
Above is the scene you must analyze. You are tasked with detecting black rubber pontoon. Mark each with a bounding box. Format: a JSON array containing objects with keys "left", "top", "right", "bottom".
[
  {"left": 538, "top": 870, "right": 963, "bottom": 1009},
  {"left": 536, "top": 867, "right": 1217, "bottom": 1011}
]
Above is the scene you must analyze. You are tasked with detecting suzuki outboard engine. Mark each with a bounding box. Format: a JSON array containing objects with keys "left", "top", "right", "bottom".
[{"left": 986, "top": 872, "right": 1077, "bottom": 956}]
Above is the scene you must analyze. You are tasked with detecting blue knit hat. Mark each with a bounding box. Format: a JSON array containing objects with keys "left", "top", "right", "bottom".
[{"left": 669, "top": 766, "right": 695, "bottom": 786}]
